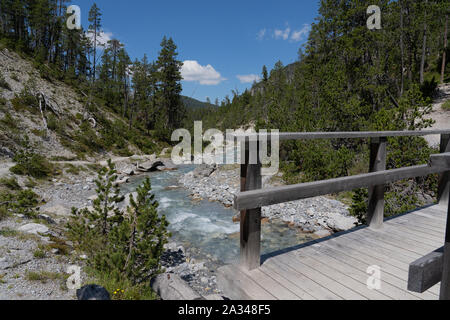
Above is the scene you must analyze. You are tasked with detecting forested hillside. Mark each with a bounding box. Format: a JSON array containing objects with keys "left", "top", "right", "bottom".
[
  {"left": 0, "top": 0, "right": 186, "bottom": 157},
  {"left": 189, "top": 0, "right": 450, "bottom": 218}
]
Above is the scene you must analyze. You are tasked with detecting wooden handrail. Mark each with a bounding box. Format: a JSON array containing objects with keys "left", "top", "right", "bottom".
[
  {"left": 232, "top": 130, "right": 450, "bottom": 141},
  {"left": 235, "top": 161, "right": 449, "bottom": 211}
]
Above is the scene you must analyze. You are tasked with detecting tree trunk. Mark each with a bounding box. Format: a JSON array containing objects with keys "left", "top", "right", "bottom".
[
  {"left": 93, "top": 20, "right": 97, "bottom": 82},
  {"left": 400, "top": 0, "right": 405, "bottom": 96},
  {"left": 420, "top": 0, "right": 428, "bottom": 85},
  {"left": 442, "top": 14, "right": 448, "bottom": 84}
]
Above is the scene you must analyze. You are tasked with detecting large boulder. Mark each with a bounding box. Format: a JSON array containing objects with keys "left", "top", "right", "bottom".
[
  {"left": 151, "top": 273, "right": 202, "bottom": 300},
  {"left": 192, "top": 165, "right": 216, "bottom": 178},
  {"left": 137, "top": 160, "right": 165, "bottom": 172},
  {"left": 324, "top": 212, "right": 358, "bottom": 232}
]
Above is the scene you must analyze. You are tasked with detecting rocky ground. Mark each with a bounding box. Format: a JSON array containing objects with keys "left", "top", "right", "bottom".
[
  {"left": 0, "top": 216, "right": 81, "bottom": 300},
  {"left": 161, "top": 242, "right": 222, "bottom": 296},
  {"left": 179, "top": 164, "right": 358, "bottom": 237}
]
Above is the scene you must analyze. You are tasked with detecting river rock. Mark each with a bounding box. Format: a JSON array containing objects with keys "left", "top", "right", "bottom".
[
  {"left": 314, "top": 230, "right": 332, "bottom": 238},
  {"left": 137, "top": 160, "right": 165, "bottom": 172},
  {"left": 151, "top": 273, "right": 203, "bottom": 300},
  {"left": 193, "top": 165, "right": 216, "bottom": 178},
  {"left": 325, "top": 212, "right": 357, "bottom": 232}
]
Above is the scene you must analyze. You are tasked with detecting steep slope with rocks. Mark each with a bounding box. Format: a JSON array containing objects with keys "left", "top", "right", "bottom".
[{"left": 0, "top": 48, "right": 143, "bottom": 162}]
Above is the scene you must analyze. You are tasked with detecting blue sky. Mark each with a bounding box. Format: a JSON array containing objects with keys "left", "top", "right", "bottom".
[{"left": 75, "top": 0, "right": 319, "bottom": 102}]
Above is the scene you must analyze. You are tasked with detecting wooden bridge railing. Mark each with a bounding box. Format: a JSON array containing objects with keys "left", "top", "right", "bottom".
[{"left": 233, "top": 130, "right": 450, "bottom": 298}]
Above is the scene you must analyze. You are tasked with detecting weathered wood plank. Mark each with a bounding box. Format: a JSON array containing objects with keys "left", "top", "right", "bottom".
[
  {"left": 295, "top": 245, "right": 425, "bottom": 300},
  {"left": 319, "top": 238, "right": 440, "bottom": 298},
  {"left": 240, "top": 268, "right": 301, "bottom": 300},
  {"left": 217, "top": 265, "right": 276, "bottom": 300},
  {"left": 234, "top": 164, "right": 448, "bottom": 211},
  {"left": 408, "top": 247, "right": 444, "bottom": 294},
  {"left": 391, "top": 213, "right": 445, "bottom": 230},
  {"left": 411, "top": 209, "right": 447, "bottom": 222},
  {"left": 257, "top": 265, "right": 317, "bottom": 300},
  {"left": 308, "top": 242, "right": 436, "bottom": 300},
  {"left": 383, "top": 218, "right": 445, "bottom": 242},
  {"left": 289, "top": 250, "right": 392, "bottom": 300},
  {"left": 275, "top": 253, "right": 367, "bottom": 300},
  {"left": 367, "top": 138, "right": 387, "bottom": 229},
  {"left": 364, "top": 225, "right": 440, "bottom": 252},
  {"left": 385, "top": 220, "right": 445, "bottom": 244},
  {"left": 263, "top": 258, "right": 342, "bottom": 300},
  {"left": 326, "top": 233, "right": 412, "bottom": 270},
  {"left": 341, "top": 231, "right": 423, "bottom": 262}
]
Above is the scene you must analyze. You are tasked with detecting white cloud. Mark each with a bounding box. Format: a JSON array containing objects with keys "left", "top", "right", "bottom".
[
  {"left": 86, "top": 30, "right": 113, "bottom": 48},
  {"left": 237, "top": 74, "right": 261, "bottom": 84},
  {"left": 181, "top": 60, "right": 226, "bottom": 85},
  {"left": 274, "top": 27, "right": 290, "bottom": 40},
  {"left": 257, "top": 28, "right": 266, "bottom": 41},
  {"left": 290, "top": 24, "right": 311, "bottom": 42}
]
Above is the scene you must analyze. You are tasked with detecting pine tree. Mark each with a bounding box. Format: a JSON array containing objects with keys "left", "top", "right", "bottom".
[
  {"left": 88, "top": 3, "right": 102, "bottom": 81},
  {"left": 262, "top": 65, "right": 268, "bottom": 82},
  {"left": 155, "top": 36, "right": 184, "bottom": 140},
  {"left": 122, "top": 178, "right": 170, "bottom": 282}
]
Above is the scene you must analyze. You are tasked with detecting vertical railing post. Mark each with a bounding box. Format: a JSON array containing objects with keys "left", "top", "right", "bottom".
[
  {"left": 440, "top": 187, "right": 450, "bottom": 300},
  {"left": 240, "top": 136, "right": 262, "bottom": 271},
  {"left": 367, "top": 137, "right": 387, "bottom": 229},
  {"left": 438, "top": 134, "right": 450, "bottom": 207}
]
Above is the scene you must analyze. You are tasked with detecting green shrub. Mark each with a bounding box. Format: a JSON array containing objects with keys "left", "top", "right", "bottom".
[
  {"left": 87, "top": 271, "right": 158, "bottom": 300},
  {"left": 0, "top": 73, "right": 10, "bottom": 90},
  {"left": 0, "top": 112, "right": 17, "bottom": 129},
  {"left": 443, "top": 100, "right": 450, "bottom": 111},
  {"left": 10, "top": 136, "right": 54, "bottom": 178},
  {"left": 26, "top": 271, "right": 65, "bottom": 283},
  {"left": 0, "top": 206, "right": 9, "bottom": 221},
  {"left": 11, "top": 89, "right": 39, "bottom": 113},
  {"left": 0, "top": 177, "right": 21, "bottom": 190},
  {"left": 0, "top": 97, "right": 7, "bottom": 109},
  {"left": 0, "top": 188, "right": 39, "bottom": 218},
  {"left": 349, "top": 189, "right": 368, "bottom": 225},
  {"left": 420, "top": 76, "right": 438, "bottom": 99},
  {"left": 33, "top": 249, "right": 46, "bottom": 259}
]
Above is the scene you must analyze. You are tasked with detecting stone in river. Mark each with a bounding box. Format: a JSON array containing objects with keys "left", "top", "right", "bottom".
[{"left": 313, "top": 229, "right": 332, "bottom": 238}]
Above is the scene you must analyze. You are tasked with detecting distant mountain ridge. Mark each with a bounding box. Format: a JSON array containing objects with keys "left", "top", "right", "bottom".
[{"left": 181, "top": 96, "right": 216, "bottom": 110}]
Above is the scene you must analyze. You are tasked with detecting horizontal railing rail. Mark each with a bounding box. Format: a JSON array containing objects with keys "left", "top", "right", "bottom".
[
  {"left": 233, "top": 129, "right": 450, "bottom": 141},
  {"left": 235, "top": 154, "right": 450, "bottom": 211}
]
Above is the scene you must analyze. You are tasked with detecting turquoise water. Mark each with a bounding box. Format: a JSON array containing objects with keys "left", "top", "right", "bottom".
[{"left": 121, "top": 165, "right": 314, "bottom": 265}]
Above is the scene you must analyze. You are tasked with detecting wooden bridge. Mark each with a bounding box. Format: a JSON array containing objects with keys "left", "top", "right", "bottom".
[{"left": 217, "top": 130, "right": 450, "bottom": 300}]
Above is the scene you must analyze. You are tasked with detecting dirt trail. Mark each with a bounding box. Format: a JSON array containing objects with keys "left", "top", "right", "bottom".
[{"left": 425, "top": 84, "right": 450, "bottom": 147}]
